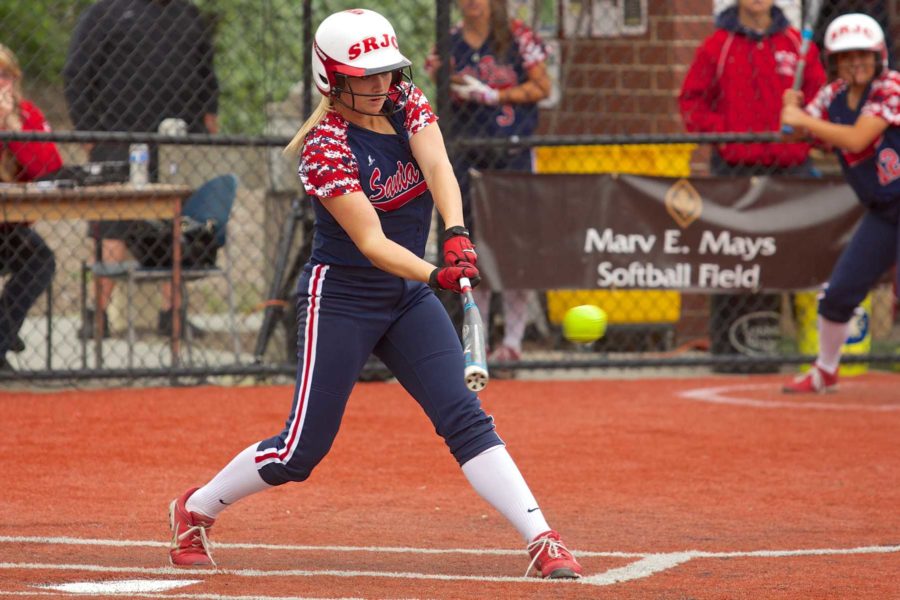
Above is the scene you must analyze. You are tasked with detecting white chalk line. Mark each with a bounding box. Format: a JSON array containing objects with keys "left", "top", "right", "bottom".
[
  {"left": 0, "top": 535, "right": 640, "bottom": 559},
  {"left": 678, "top": 383, "right": 900, "bottom": 411},
  {"left": 0, "top": 592, "right": 373, "bottom": 600},
  {"left": 0, "top": 535, "right": 898, "bottom": 589}
]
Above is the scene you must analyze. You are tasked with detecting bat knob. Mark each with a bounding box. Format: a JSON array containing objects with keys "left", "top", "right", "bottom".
[{"left": 464, "top": 366, "right": 488, "bottom": 392}]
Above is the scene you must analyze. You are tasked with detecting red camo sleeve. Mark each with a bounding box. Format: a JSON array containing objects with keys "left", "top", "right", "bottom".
[
  {"left": 861, "top": 72, "right": 900, "bottom": 126},
  {"left": 403, "top": 84, "right": 438, "bottom": 136},
  {"left": 511, "top": 20, "right": 548, "bottom": 70},
  {"left": 299, "top": 117, "right": 362, "bottom": 200}
]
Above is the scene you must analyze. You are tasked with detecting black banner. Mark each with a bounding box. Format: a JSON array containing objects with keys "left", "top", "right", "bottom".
[{"left": 471, "top": 171, "right": 864, "bottom": 292}]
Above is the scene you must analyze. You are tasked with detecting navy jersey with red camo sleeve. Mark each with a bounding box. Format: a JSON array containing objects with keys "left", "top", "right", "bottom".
[
  {"left": 806, "top": 70, "right": 900, "bottom": 213},
  {"left": 299, "top": 83, "right": 438, "bottom": 267},
  {"left": 425, "top": 19, "right": 548, "bottom": 139}
]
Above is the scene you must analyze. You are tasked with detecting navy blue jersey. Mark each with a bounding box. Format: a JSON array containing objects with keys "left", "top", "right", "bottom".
[
  {"left": 426, "top": 19, "right": 548, "bottom": 139},
  {"left": 807, "top": 70, "right": 900, "bottom": 213},
  {"left": 299, "top": 83, "right": 438, "bottom": 267}
]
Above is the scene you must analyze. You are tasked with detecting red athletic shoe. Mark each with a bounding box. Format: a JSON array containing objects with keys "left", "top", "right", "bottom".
[
  {"left": 169, "top": 487, "right": 216, "bottom": 567},
  {"left": 525, "top": 530, "right": 582, "bottom": 579},
  {"left": 489, "top": 344, "right": 521, "bottom": 362},
  {"left": 782, "top": 365, "right": 838, "bottom": 394},
  {"left": 488, "top": 345, "right": 520, "bottom": 380}
]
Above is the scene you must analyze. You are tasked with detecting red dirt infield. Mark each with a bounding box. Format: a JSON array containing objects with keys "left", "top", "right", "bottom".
[{"left": 1, "top": 372, "right": 898, "bottom": 599}]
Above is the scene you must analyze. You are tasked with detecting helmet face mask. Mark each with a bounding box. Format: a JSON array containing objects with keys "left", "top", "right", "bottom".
[
  {"left": 834, "top": 50, "right": 879, "bottom": 87},
  {"left": 311, "top": 9, "right": 413, "bottom": 116},
  {"left": 332, "top": 67, "right": 413, "bottom": 116}
]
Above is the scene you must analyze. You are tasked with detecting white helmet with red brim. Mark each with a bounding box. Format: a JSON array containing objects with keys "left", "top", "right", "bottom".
[
  {"left": 825, "top": 13, "right": 888, "bottom": 70},
  {"left": 311, "top": 8, "right": 412, "bottom": 97}
]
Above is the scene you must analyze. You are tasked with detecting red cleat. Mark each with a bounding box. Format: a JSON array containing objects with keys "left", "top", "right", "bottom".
[
  {"left": 488, "top": 344, "right": 521, "bottom": 362},
  {"left": 782, "top": 365, "right": 838, "bottom": 394},
  {"left": 525, "top": 530, "right": 582, "bottom": 579},
  {"left": 169, "top": 487, "right": 216, "bottom": 567}
]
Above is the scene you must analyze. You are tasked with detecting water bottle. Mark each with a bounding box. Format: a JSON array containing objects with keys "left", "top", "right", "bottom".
[
  {"left": 129, "top": 143, "right": 150, "bottom": 187},
  {"left": 158, "top": 118, "right": 188, "bottom": 177}
]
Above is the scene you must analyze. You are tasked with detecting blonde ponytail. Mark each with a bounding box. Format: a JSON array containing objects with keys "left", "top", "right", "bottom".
[{"left": 283, "top": 96, "right": 333, "bottom": 156}]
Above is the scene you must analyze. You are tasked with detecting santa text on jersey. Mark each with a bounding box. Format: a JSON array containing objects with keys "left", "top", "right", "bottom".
[{"left": 369, "top": 160, "right": 426, "bottom": 211}]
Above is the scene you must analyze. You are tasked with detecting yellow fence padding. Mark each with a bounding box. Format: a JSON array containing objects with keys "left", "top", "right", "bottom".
[{"left": 534, "top": 143, "right": 695, "bottom": 177}]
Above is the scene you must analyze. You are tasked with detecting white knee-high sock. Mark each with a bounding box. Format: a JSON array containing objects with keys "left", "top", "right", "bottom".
[
  {"left": 816, "top": 315, "right": 850, "bottom": 374},
  {"left": 461, "top": 445, "right": 550, "bottom": 542},
  {"left": 186, "top": 443, "right": 272, "bottom": 519}
]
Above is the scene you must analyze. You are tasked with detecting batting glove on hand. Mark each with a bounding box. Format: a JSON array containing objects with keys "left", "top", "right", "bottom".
[
  {"left": 443, "top": 226, "right": 477, "bottom": 267},
  {"left": 450, "top": 74, "right": 500, "bottom": 106},
  {"left": 429, "top": 262, "right": 481, "bottom": 293}
]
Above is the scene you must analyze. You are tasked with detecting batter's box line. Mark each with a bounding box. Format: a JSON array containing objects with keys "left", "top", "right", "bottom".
[
  {"left": 678, "top": 383, "right": 900, "bottom": 411},
  {"left": 0, "top": 535, "right": 642, "bottom": 558},
  {"left": 1, "top": 539, "right": 898, "bottom": 588},
  {"left": 581, "top": 545, "right": 900, "bottom": 585}
]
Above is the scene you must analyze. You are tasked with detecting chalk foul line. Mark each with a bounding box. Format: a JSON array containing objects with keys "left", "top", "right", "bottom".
[{"left": 0, "top": 536, "right": 898, "bottom": 588}]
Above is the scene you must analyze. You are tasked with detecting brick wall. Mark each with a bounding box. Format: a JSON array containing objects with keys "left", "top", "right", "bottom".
[{"left": 540, "top": 2, "right": 714, "bottom": 136}]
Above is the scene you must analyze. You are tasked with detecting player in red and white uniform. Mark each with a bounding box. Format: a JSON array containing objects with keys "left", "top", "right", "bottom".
[
  {"left": 166, "top": 9, "right": 581, "bottom": 579},
  {"left": 781, "top": 13, "right": 900, "bottom": 393}
]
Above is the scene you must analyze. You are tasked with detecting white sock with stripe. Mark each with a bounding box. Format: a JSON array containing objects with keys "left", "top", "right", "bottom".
[
  {"left": 816, "top": 315, "right": 849, "bottom": 374},
  {"left": 186, "top": 443, "right": 272, "bottom": 519},
  {"left": 461, "top": 445, "right": 550, "bottom": 542}
]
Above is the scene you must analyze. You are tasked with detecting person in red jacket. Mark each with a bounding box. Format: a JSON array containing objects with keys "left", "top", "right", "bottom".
[
  {"left": 0, "top": 43, "right": 62, "bottom": 371},
  {"left": 679, "top": 0, "right": 826, "bottom": 176},
  {"left": 678, "top": 1, "right": 828, "bottom": 373}
]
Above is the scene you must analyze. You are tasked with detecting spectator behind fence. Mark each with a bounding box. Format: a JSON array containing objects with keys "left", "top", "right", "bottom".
[
  {"left": 679, "top": 0, "right": 826, "bottom": 176},
  {"left": 425, "top": 0, "right": 551, "bottom": 365},
  {"left": 679, "top": 0, "right": 827, "bottom": 372},
  {"left": 780, "top": 13, "right": 899, "bottom": 393},
  {"left": 0, "top": 43, "right": 61, "bottom": 371},
  {"left": 63, "top": 0, "right": 219, "bottom": 339}
]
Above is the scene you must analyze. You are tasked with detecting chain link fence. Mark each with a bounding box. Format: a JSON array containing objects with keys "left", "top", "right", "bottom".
[{"left": 0, "top": 0, "right": 897, "bottom": 382}]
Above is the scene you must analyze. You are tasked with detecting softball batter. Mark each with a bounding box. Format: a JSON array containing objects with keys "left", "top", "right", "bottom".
[
  {"left": 167, "top": 8, "right": 581, "bottom": 579},
  {"left": 781, "top": 13, "right": 900, "bottom": 393}
]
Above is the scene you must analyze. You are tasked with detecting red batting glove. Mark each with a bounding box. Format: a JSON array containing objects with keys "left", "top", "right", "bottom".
[
  {"left": 429, "top": 262, "right": 481, "bottom": 293},
  {"left": 443, "top": 226, "right": 477, "bottom": 267}
]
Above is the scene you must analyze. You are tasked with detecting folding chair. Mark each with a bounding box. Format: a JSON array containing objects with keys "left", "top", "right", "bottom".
[{"left": 83, "top": 174, "right": 242, "bottom": 368}]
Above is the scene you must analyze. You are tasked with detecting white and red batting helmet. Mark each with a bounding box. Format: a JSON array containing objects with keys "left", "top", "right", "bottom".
[
  {"left": 824, "top": 13, "right": 889, "bottom": 70},
  {"left": 311, "top": 9, "right": 412, "bottom": 97}
]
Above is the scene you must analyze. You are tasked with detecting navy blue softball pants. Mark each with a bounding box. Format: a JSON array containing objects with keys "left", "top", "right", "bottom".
[
  {"left": 255, "top": 263, "right": 503, "bottom": 486},
  {"left": 820, "top": 208, "right": 900, "bottom": 323}
]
